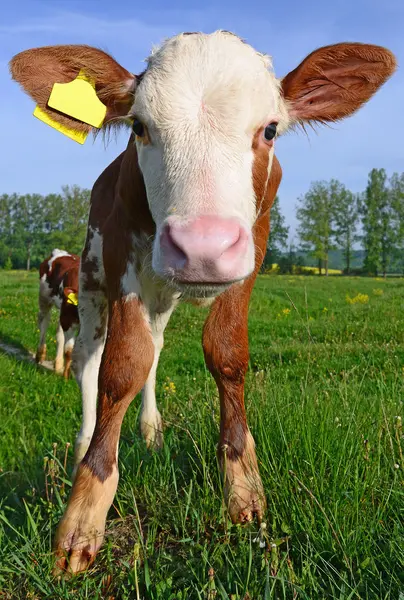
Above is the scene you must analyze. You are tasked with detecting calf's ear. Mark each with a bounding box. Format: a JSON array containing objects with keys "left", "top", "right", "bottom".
[
  {"left": 10, "top": 45, "right": 136, "bottom": 137},
  {"left": 281, "top": 43, "right": 396, "bottom": 125}
]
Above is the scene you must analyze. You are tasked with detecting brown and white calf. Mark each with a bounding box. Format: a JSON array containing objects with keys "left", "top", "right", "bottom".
[
  {"left": 11, "top": 32, "right": 395, "bottom": 574},
  {"left": 36, "top": 249, "right": 80, "bottom": 379}
]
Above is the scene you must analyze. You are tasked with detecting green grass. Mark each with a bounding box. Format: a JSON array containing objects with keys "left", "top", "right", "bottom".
[{"left": 1, "top": 270, "right": 404, "bottom": 599}]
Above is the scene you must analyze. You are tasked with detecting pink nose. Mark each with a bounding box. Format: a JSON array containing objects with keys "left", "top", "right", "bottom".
[{"left": 158, "top": 215, "right": 251, "bottom": 283}]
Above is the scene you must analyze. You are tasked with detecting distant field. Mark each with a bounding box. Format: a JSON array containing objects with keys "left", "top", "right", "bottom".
[
  {"left": 268, "top": 264, "right": 343, "bottom": 275},
  {"left": 1, "top": 270, "right": 404, "bottom": 599}
]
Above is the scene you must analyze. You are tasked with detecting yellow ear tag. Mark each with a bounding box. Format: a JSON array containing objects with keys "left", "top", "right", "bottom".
[
  {"left": 48, "top": 70, "right": 107, "bottom": 128},
  {"left": 66, "top": 292, "right": 78, "bottom": 306},
  {"left": 33, "top": 70, "right": 107, "bottom": 144},
  {"left": 33, "top": 106, "right": 88, "bottom": 144}
]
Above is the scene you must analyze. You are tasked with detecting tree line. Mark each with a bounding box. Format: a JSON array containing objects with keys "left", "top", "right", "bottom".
[
  {"left": 266, "top": 168, "right": 404, "bottom": 276},
  {"left": 0, "top": 168, "right": 403, "bottom": 276},
  {"left": 0, "top": 185, "right": 90, "bottom": 270}
]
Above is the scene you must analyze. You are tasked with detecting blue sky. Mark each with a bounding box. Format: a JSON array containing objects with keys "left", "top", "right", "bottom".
[{"left": 1, "top": 0, "right": 403, "bottom": 237}]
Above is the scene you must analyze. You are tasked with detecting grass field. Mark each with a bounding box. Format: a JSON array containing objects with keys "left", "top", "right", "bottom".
[{"left": 1, "top": 271, "right": 404, "bottom": 599}]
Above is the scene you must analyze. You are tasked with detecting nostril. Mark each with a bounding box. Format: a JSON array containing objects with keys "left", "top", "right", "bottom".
[
  {"left": 220, "top": 226, "right": 248, "bottom": 260},
  {"left": 156, "top": 217, "right": 253, "bottom": 283},
  {"left": 160, "top": 225, "right": 188, "bottom": 268}
]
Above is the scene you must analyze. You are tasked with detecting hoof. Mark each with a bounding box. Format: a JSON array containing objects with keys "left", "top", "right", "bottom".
[
  {"left": 140, "top": 410, "right": 164, "bottom": 450},
  {"left": 54, "top": 358, "right": 64, "bottom": 375},
  {"left": 222, "top": 431, "right": 266, "bottom": 524},
  {"left": 35, "top": 345, "right": 46, "bottom": 363},
  {"left": 53, "top": 464, "right": 118, "bottom": 576}
]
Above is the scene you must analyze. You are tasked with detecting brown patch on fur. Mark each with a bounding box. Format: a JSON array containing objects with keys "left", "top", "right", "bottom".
[
  {"left": 282, "top": 43, "right": 396, "bottom": 124},
  {"left": 101, "top": 140, "right": 155, "bottom": 300},
  {"left": 10, "top": 45, "right": 135, "bottom": 134},
  {"left": 60, "top": 300, "right": 79, "bottom": 331},
  {"left": 82, "top": 296, "right": 154, "bottom": 482},
  {"left": 40, "top": 253, "right": 79, "bottom": 299},
  {"left": 80, "top": 138, "right": 155, "bottom": 302}
]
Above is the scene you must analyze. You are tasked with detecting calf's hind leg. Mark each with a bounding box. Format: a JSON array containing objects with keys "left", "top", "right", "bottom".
[
  {"left": 54, "top": 322, "right": 65, "bottom": 374},
  {"left": 62, "top": 324, "right": 78, "bottom": 379},
  {"left": 35, "top": 300, "right": 51, "bottom": 363},
  {"left": 140, "top": 302, "right": 177, "bottom": 448}
]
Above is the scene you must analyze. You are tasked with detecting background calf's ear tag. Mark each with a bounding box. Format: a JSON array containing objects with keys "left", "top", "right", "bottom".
[
  {"left": 66, "top": 292, "right": 79, "bottom": 306},
  {"left": 47, "top": 70, "right": 107, "bottom": 128}
]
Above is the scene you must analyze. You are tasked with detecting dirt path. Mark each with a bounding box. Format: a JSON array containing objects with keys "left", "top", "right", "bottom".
[{"left": 0, "top": 340, "right": 54, "bottom": 371}]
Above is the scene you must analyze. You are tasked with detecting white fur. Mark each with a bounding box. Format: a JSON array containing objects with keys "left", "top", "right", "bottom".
[
  {"left": 84, "top": 227, "right": 105, "bottom": 286},
  {"left": 140, "top": 304, "right": 176, "bottom": 446},
  {"left": 48, "top": 248, "right": 70, "bottom": 272},
  {"left": 121, "top": 260, "right": 141, "bottom": 298},
  {"left": 39, "top": 273, "right": 59, "bottom": 307},
  {"left": 54, "top": 323, "right": 65, "bottom": 372},
  {"left": 64, "top": 325, "right": 77, "bottom": 353},
  {"left": 132, "top": 32, "right": 286, "bottom": 235},
  {"left": 73, "top": 287, "right": 107, "bottom": 467},
  {"left": 73, "top": 235, "right": 107, "bottom": 468},
  {"left": 139, "top": 271, "right": 179, "bottom": 446}
]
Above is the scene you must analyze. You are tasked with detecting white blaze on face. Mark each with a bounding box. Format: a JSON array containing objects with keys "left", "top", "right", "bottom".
[
  {"left": 132, "top": 31, "right": 287, "bottom": 285},
  {"left": 134, "top": 32, "right": 282, "bottom": 225},
  {"left": 48, "top": 249, "right": 70, "bottom": 272}
]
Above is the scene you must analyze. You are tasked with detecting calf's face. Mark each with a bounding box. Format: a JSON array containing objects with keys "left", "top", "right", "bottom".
[
  {"left": 132, "top": 33, "right": 285, "bottom": 287},
  {"left": 10, "top": 34, "right": 396, "bottom": 290}
]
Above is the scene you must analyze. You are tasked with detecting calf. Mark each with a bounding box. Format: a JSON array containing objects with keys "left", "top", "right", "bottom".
[
  {"left": 36, "top": 249, "right": 80, "bottom": 379},
  {"left": 11, "top": 32, "right": 395, "bottom": 574}
]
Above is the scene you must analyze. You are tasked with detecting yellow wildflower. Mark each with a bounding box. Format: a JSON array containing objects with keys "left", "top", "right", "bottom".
[
  {"left": 163, "top": 377, "right": 176, "bottom": 395},
  {"left": 346, "top": 293, "right": 369, "bottom": 305}
]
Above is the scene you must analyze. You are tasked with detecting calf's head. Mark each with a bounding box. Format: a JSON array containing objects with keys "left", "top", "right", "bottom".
[{"left": 10, "top": 33, "right": 396, "bottom": 289}]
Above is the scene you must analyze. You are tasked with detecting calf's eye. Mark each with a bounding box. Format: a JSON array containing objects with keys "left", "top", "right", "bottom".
[
  {"left": 132, "top": 118, "right": 144, "bottom": 137},
  {"left": 263, "top": 123, "right": 277, "bottom": 142}
]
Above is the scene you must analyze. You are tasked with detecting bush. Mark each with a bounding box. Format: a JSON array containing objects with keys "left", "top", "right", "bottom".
[{"left": 4, "top": 257, "right": 12, "bottom": 270}]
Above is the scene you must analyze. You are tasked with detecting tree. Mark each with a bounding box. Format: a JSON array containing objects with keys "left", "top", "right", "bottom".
[
  {"left": 0, "top": 194, "right": 14, "bottom": 267},
  {"left": 389, "top": 172, "right": 404, "bottom": 273},
  {"left": 13, "top": 194, "right": 46, "bottom": 270},
  {"left": 0, "top": 185, "right": 90, "bottom": 269},
  {"left": 48, "top": 185, "right": 90, "bottom": 255},
  {"left": 296, "top": 181, "right": 335, "bottom": 275},
  {"left": 277, "top": 240, "right": 304, "bottom": 274},
  {"left": 361, "top": 168, "right": 395, "bottom": 277},
  {"left": 264, "top": 196, "right": 289, "bottom": 268},
  {"left": 330, "top": 180, "right": 359, "bottom": 274}
]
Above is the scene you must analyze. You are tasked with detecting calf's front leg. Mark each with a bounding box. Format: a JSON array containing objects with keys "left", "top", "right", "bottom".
[
  {"left": 54, "top": 296, "right": 154, "bottom": 575},
  {"left": 203, "top": 283, "right": 265, "bottom": 523}
]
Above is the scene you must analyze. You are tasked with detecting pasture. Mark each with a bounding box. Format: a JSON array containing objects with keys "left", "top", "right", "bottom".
[{"left": 1, "top": 270, "right": 404, "bottom": 599}]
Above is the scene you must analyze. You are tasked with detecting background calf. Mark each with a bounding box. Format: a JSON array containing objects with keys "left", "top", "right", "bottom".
[{"left": 36, "top": 249, "right": 80, "bottom": 378}]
